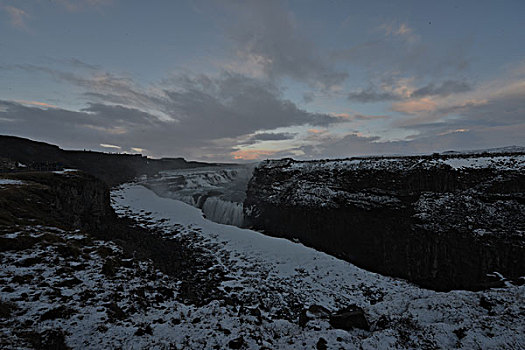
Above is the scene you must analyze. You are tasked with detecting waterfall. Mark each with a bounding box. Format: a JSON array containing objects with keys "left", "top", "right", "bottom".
[
  {"left": 142, "top": 164, "right": 256, "bottom": 228},
  {"left": 202, "top": 197, "right": 245, "bottom": 227}
]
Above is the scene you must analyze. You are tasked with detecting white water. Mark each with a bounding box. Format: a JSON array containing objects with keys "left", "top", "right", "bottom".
[
  {"left": 201, "top": 196, "right": 245, "bottom": 227},
  {"left": 141, "top": 164, "right": 255, "bottom": 227}
]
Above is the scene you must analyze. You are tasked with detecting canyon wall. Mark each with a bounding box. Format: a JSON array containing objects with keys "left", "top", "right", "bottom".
[
  {"left": 244, "top": 156, "right": 525, "bottom": 291},
  {"left": 0, "top": 171, "right": 114, "bottom": 230}
]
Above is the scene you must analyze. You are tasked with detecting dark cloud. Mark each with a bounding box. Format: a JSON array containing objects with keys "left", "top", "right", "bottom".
[
  {"left": 293, "top": 122, "right": 524, "bottom": 160},
  {"left": 247, "top": 132, "right": 297, "bottom": 142},
  {"left": 226, "top": 0, "right": 347, "bottom": 88},
  {"left": 0, "top": 70, "right": 345, "bottom": 160},
  {"left": 302, "top": 92, "right": 314, "bottom": 104},
  {"left": 411, "top": 80, "right": 471, "bottom": 98},
  {"left": 348, "top": 87, "right": 400, "bottom": 103},
  {"left": 398, "top": 83, "right": 525, "bottom": 130},
  {"left": 349, "top": 80, "right": 472, "bottom": 103},
  {"left": 160, "top": 72, "right": 343, "bottom": 139},
  {"left": 353, "top": 114, "right": 389, "bottom": 120}
]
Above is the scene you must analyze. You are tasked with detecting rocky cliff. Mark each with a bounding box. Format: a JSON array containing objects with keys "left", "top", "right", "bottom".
[
  {"left": 244, "top": 154, "right": 525, "bottom": 291},
  {"left": 0, "top": 171, "right": 114, "bottom": 230}
]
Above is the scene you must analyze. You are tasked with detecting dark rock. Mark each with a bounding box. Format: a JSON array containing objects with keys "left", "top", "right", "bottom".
[
  {"left": 298, "top": 309, "right": 309, "bottom": 328},
  {"left": 15, "top": 256, "right": 43, "bottom": 267},
  {"left": 308, "top": 304, "right": 331, "bottom": 318},
  {"left": 40, "top": 306, "right": 76, "bottom": 321},
  {"left": 11, "top": 274, "right": 33, "bottom": 284},
  {"left": 55, "top": 277, "right": 82, "bottom": 288},
  {"left": 373, "top": 315, "right": 391, "bottom": 330},
  {"left": 56, "top": 243, "right": 82, "bottom": 259},
  {"left": 453, "top": 327, "right": 467, "bottom": 340},
  {"left": 228, "top": 336, "right": 244, "bottom": 349},
  {"left": 134, "top": 324, "right": 153, "bottom": 336},
  {"left": 101, "top": 259, "right": 119, "bottom": 277},
  {"left": 316, "top": 337, "right": 327, "bottom": 350},
  {"left": 2, "top": 286, "right": 14, "bottom": 293},
  {"left": 329, "top": 305, "right": 369, "bottom": 331},
  {"left": 36, "top": 329, "right": 70, "bottom": 350},
  {"left": 479, "top": 296, "right": 495, "bottom": 311},
  {"left": 244, "top": 157, "right": 525, "bottom": 291},
  {"left": 0, "top": 299, "right": 17, "bottom": 318},
  {"left": 105, "top": 302, "right": 127, "bottom": 321}
]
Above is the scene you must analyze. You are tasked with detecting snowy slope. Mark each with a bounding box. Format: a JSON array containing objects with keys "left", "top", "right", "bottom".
[{"left": 108, "top": 184, "right": 524, "bottom": 349}]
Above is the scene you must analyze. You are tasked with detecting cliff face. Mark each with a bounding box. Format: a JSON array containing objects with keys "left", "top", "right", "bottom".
[
  {"left": 244, "top": 155, "right": 525, "bottom": 291},
  {"left": 0, "top": 171, "right": 114, "bottom": 230}
]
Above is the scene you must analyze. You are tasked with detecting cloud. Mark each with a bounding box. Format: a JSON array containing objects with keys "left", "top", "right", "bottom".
[
  {"left": 331, "top": 112, "right": 388, "bottom": 121},
  {"left": 100, "top": 143, "right": 121, "bottom": 149},
  {"left": 231, "top": 149, "right": 276, "bottom": 160},
  {"left": 308, "top": 129, "right": 327, "bottom": 134},
  {"left": 302, "top": 92, "right": 314, "bottom": 104},
  {"left": 379, "top": 22, "right": 418, "bottom": 43},
  {"left": 4, "top": 5, "right": 30, "bottom": 30},
  {"left": 247, "top": 132, "right": 297, "bottom": 142},
  {"left": 353, "top": 114, "right": 389, "bottom": 120},
  {"left": 335, "top": 23, "right": 471, "bottom": 81},
  {"left": 394, "top": 64, "right": 525, "bottom": 130},
  {"left": 0, "top": 68, "right": 347, "bottom": 160},
  {"left": 411, "top": 80, "right": 472, "bottom": 98},
  {"left": 13, "top": 100, "right": 58, "bottom": 109},
  {"left": 225, "top": 0, "right": 347, "bottom": 88},
  {"left": 53, "top": 0, "right": 113, "bottom": 12},
  {"left": 348, "top": 79, "right": 472, "bottom": 103},
  {"left": 348, "top": 87, "right": 400, "bottom": 102},
  {"left": 160, "top": 72, "right": 344, "bottom": 139},
  {"left": 392, "top": 97, "right": 438, "bottom": 114}
]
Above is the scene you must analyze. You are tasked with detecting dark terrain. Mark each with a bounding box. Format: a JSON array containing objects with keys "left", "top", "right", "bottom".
[
  {"left": 0, "top": 137, "right": 523, "bottom": 348},
  {"left": 0, "top": 135, "right": 212, "bottom": 186},
  {"left": 244, "top": 155, "right": 525, "bottom": 291}
]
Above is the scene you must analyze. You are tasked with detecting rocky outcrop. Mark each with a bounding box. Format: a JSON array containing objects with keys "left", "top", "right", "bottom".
[
  {"left": 244, "top": 155, "right": 525, "bottom": 291},
  {"left": 0, "top": 171, "right": 114, "bottom": 230}
]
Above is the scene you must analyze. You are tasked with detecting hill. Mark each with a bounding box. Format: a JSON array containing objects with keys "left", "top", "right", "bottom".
[{"left": 0, "top": 135, "right": 212, "bottom": 186}]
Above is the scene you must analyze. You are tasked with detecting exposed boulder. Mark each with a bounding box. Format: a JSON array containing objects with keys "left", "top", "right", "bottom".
[{"left": 329, "top": 305, "right": 369, "bottom": 331}]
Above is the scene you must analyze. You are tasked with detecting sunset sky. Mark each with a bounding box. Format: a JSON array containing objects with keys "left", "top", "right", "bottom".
[{"left": 1, "top": 0, "right": 524, "bottom": 161}]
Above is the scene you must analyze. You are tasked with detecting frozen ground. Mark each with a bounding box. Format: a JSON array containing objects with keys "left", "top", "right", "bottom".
[
  {"left": 0, "top": 179, "right": 25, "bottom": 186},
  {"left": 1, "top": 182, "right": 523, "bottom": 349},
  {"left": 111, "top": 184, "right": 524, "bottom": 349}
]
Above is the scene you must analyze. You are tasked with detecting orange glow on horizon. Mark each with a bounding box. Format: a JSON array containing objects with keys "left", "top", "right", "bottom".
[
  {"left": 15, "top": 100, "right": 58, "bottom": 109},
  {"left": 392, "top": 97, "right": 437, "bottom": 114},
  {"left": 231, "top": 149, "right": 275, "bottom": 160},
  {"left": 308, "top": 128, "right": 327, "bottom": 134}
]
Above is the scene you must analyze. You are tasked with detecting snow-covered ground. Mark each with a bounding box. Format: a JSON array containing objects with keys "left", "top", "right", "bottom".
[
  {"left": 107, "top": 183, "right": 524, "bottom": 349},
  {"left": 0, "top": 179, "right": 25, "bottom": 186},
  {"left": 1, "top": 181, "right": 523, "bottom": 349},
  {"left": 282, "top": 154, "right": 525, "bottom": 173}
]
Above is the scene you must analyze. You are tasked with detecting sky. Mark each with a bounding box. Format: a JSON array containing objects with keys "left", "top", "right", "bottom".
[{"left": 0, "top": 0, "right": 524, "bottom": 161}]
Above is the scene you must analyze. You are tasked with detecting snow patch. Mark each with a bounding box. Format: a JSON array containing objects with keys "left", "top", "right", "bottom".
[{"left": 0, "top": 179, "right": 25, "bottom": 186}]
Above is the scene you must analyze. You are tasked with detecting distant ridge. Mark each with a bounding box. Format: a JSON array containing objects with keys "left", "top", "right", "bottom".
[
  {"left": 441, "top": 145, "right": 525, "bottom": 155},
  {"left": 0, "top": 135, "right": 213, "bottom": 186}
]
